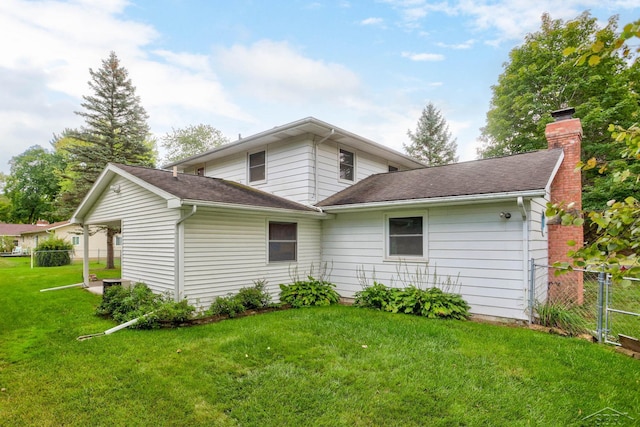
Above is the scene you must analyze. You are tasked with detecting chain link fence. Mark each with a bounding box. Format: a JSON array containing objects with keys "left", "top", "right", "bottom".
[{"left": 530, "top": 261, "right": 640, "bottom": 345}]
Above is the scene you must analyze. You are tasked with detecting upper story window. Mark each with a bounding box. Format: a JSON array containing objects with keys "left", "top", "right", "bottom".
[
  {"left": 339, "top": 148, "right": 354, "bottom": 181},
  {"left": 196, "top": 167, "right": 204, "bottom": 176},
  {"left": 388, "top": 165, "right": 399, "bottom": 172},
  {"left": 268, "top": 222, "right": 297, "bottom": 262},
  {"left": 249, "top": 150, "right": 266, "bottom": 182},
  {"left": 388, "top": 216, "right": 424, "bottom": 257}
]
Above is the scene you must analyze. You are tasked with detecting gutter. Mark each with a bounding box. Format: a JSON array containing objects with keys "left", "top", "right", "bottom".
[
  {"left": 320, "top": 190, "right": 547, "bottom": 213},
  {"left": 178, "top": 199, "right": 327, "bottom": 217},
  {"left": 174, "top": 205, "right": 197, "bottom": 301}
]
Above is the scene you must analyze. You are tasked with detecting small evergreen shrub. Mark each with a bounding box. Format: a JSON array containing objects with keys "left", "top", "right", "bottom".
[
  {"left": 279, "top": 276, "right": 340, "bottom": 308},
  {"left": 96, "top": 282, "right": 195, "bottom": 329},
  {"left": 34, "top": 237, "right": 73, "bottom": 267},
  {"left": 355, "top": 283, "right": 470, "bottom": 320}
]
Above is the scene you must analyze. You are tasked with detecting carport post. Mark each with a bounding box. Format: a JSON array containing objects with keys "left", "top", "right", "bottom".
[{"left": 83, "top": 224, "right": 90, "bottom": 287}]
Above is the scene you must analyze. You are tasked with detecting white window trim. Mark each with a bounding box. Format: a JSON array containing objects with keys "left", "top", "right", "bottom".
[
  {"left": 266, "top": 219, "right": 298, "bottom": 264},
  {"left": 384, "top": 211, "right": 428, "bottom": 261},
  {"left": 72, "top": 236, "right": 80, "bottom": 246},
  {"left": 338, "top": 147, "right": 356, "bottom": 183},
  {"left": 248, "top": 149, "right": 267, "bottom": 184}
]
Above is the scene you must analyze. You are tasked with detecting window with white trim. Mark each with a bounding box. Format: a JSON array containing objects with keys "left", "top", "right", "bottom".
[
  {"left": 339, "top": 148, "right": 354, "bottom": 181},
  {"left": 72, "top": 236, "right": 80, "bottom": 245},
  {"left": 388, "top": 216, "right": 423, "bottom": 257},
  {"left": 249, "top": 150, "right": 266, "bottom": 182},
  {"left": 268, "top": 222, "right": 297, "bottom": 262},
  {"left": 115, "top": 236, "right": 122, "bottom": 246}
]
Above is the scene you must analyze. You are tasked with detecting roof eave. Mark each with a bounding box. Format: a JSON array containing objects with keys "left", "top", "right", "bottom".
[
  {"left": 319, "top": 189, "right": 548, "bottom": 212},
  {"left": 179, "top": 198, "right": 327, "bottom": 217},
  {"left": 164, "top": 117, "right": 425, "bottom": 170}
]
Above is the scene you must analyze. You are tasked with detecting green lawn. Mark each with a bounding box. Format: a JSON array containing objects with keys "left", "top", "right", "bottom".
[{"left": 1, "top": 257, "right": 639, "bottom": 426}]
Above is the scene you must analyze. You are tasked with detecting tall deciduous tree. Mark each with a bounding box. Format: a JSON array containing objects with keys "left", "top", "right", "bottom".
[
  {"left": 161, "top": 124, "right": 229, "bottom": 165},
  {"left": 478, "top": 12, "right": 639, "bottom": 211},
  {"left": 404, "top": 103, "right": 458, "bottom": 166},
  {"left": 60, "top": 51, "right": 155, "bottom": 268},
  {"left": 547, "top": 19, "right": 640, "bottom": 280},
  {"left": 0, "top": 173, "right": 10, "bottom": 223},
  {"left": 4, "top": 146, "right": 64, "bottom": 224}
]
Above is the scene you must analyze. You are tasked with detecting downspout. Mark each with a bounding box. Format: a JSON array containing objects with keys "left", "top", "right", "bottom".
[
  {"left": 175, "top": 205, "right": 197, "bottom": 301},
  {"left": 82, "top": 224, "right": 90, "bottom": 288},
  {"left": 517, "top": 197, "right": 529, "bottom": 317},
  {"left": 314, "top": 129, "right": 335, "bottom": 202}
]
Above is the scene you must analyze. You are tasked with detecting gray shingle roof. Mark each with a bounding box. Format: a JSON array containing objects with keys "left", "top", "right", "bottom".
[
  {"left": 113, "top": 164, "right": 317, "bottom": 212},
  {"left": 317, "top": 149, "right": 563, "bottom": 207}
]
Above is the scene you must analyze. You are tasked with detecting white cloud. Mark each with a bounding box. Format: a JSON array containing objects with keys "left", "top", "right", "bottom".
[
  {"left": 401, "top": 51, "right": 445, "bottom": 61},
  {"left": 360, "top": 17, "right": 384, "bottom": 25},
  {"left": 216, "top": 40, "right": 362, "bottom": 104},
  {"left": 436, "top": 39, "right": 476, "bottom": 49}
]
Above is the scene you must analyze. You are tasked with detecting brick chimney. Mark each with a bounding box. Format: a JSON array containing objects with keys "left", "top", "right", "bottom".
[{"left": 545, "top": 107, "right": 583, "bottom": 304}]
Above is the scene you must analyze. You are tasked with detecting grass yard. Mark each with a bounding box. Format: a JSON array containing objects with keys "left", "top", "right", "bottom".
[{"left": 1, "top": 257, "right": 639, "bottom": 426}]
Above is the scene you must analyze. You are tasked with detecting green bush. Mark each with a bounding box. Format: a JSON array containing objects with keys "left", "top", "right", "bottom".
[
  {"left": 235, "top": 280, "right": 272, "bottom": 309},
  {"left": 34, "top": 237, "right": 73, "bottom": 267},
  {"left": 205, "top": 281, "right": 273, "bottom": 318},
  {"left": 207, "top": 295, "right": 246, "bottom": 318},
  {"left": 279, "top": 276, "right": 340, "bottom": 308},
  {"left": 355, "top": 283, "right": 470, "bottom": 320},
  {"left": 95, "top": 283, "right": 195, "bottom": 329}
]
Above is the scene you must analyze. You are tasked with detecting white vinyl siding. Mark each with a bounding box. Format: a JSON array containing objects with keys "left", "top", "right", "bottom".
[
  {"left": 83, "top": 175, "right": 179, "bottom": 295},
  {"left": 182, "top": 209, "right": 321, "bottom": 307},
  {"left": 316, "top": 142, "right": 389, "bottom": 202},
  {"left": 322, "top": 202, "right": 530, "bottom": 320}
]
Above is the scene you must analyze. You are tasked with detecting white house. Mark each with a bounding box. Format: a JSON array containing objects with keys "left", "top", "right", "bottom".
[
  {"left": 71, "top": 112, "right": 583, "bottom": 321},
  {"left": 20, "top": 221, "right": 121, "bottom": 260}
]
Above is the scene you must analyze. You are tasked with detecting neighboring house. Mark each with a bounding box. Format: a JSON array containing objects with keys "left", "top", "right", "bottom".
[
  {"left": 71, "top": 112, "right": 583, "bottom": 321},
  {"left": 20, "top": 221, "right": 121, "bottom": 260},
  {"left": 0, "top": 222, "right": 43, "bottom": 252}
]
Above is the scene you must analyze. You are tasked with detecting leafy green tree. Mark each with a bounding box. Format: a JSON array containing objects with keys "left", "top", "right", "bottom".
[
  {"left": 4, "top": 146, "right": 64, "bottom": 224},
  {"left": 547, "top": 19, "right": 640, "bottom": 280},
  {"left": 59, "top": 51, "right": 155, "bottom": 268},
  {"left": 0, "top": 173, "right": 11, "bottom": 222},
  {"left": 478, "top": 13, "right": 639, "bottom": 210},
  {"left": 404, "top": 102, "right": 458, "bottom": 166},
  {"left": 161, "top": 124, "right": 229, "bottom": 165}
]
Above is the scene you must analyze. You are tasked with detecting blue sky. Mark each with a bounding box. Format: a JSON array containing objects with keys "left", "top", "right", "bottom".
[{"left": 1, "top": 0, "right": 639, "bottom": 175}]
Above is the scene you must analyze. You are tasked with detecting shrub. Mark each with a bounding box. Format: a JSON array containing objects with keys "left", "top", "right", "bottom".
[
  {"left": 96, "top": 283, "right": 195, "bottom": 329},
  {"left": 34, "top": 237, "right": 73, "bottom": 267},
  {"left": 535, "top": 302, "right": 586, "bottom": 336},
  {"left": 355, "top": 283, "right": 470, "bottom": 320},
  {"left": 207, "top": 296, "right": 246, "bottom": 318},
  {"left": 279, "top": 276, "right": 340, "bottom": 308},
  {"left": 354, "top": 281, "right": 393, "bottom": 310},
  {"left": 235, "top": 280, "right": 271, "bottom": 310}
]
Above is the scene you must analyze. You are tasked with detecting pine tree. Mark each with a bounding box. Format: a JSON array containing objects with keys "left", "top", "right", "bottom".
[
  {"left": 59, "top": 51, "right": 155, "bottom": 268},
  {"left": 404, "top": 103, "right": 458, "bottom": 166}
]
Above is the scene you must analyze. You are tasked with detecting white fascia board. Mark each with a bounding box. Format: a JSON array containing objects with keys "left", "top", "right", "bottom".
[
  {"left": 72, "top": 163, "right": 178, "bottom": 223},
  {"left": 544, "top": 150, "right": 565, "bottom": 195},
  {"left": 179, "top": 198, "right": 327, "bottom": 217},
  {"left": 320, "top": 190, "right": 548, "bottom": 213}
]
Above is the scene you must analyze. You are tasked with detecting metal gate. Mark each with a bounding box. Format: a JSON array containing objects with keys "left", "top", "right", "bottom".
[{"left": 604, "top": 276, "right": 640, "bottom": 346}]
